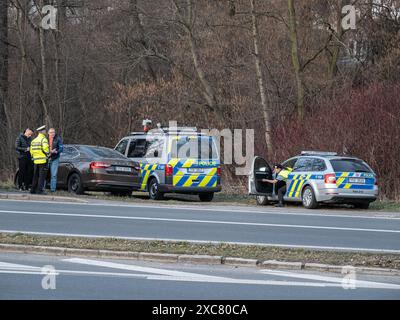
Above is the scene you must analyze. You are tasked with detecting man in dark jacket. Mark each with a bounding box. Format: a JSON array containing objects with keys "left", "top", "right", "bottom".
[
  {"left": 15, "top": 128, "right": 34, "bottom": 190},
  {"left": 48, "top": 128, "right": 63, "bottom": 192}
]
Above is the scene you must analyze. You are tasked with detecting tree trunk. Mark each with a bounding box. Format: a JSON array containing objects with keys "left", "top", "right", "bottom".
[
  {"left": 0, "top": 0, "right": 14, "bottom": 172},
  {"left": 129, "top": 0, "right": 157, "bottom": 82},
  {"left": 38, "top": 0, "right": 52, "bottom": 127},
  {"left": 288, "top": 0, "right": 305, "bottom": 118},
  {"left": 0, "top": 0, "right": 9, "bottom": 127},
  {"left": 174, "top": 0, "right": 218, "bottom": 113},
  {"left": 328, "top": 0, "right": 344, "bottom": 78},
  {"left": 250, "top": 0, "right": 273, "bottom": 155}
]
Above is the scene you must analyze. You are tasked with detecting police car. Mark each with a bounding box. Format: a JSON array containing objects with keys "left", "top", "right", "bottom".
[
  {"left": 115, "top": 125, "right": 221, "bottom": 201},
  {"left": 248, "top": 151, "right": 378, "bottom": 209}
]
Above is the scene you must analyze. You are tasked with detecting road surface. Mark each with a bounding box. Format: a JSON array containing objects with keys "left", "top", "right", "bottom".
[
  {"left": 0, "top": 199, "right": 399, "bottom": 253},
  {"left": 1, "top": 252, "right": 400, "bottom": 299}
]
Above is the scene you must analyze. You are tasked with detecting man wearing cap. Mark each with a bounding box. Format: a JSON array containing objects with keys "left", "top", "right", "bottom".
[{"left": 30, "top": 125, "right": 50, "bottom": 194}]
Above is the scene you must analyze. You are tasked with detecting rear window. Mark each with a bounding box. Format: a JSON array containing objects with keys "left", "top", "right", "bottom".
[
  {"left": 330, "top": 159, "right": 372, "bottom": 173},
  {"left": 80, "top": 146, "right": 126, "bottom": 159},
  {"left": 170, "top": 136, "right": 218, "bottom": 159}
]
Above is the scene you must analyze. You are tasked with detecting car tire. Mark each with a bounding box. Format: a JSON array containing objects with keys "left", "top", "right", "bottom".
[
  {"left": 302, "top": 186, "right": 318, "bottom": 209},
  {"left": 68, "top": 173, "right": 84, "bottom": 195},
  {"left": 256, "top": 195, "right": 269, "bottom": 206},
  {"left": 110, "top": 189, "right": 132, "bottom": 197},
  {"left": 148, "top": 178, "right": 164, "bottom": 200},
  {"left": 353, "top": 202, "right": 370, "bottom": 209},
  {"left": 199, "top": 192, "right": 214, "bottom": 202}
]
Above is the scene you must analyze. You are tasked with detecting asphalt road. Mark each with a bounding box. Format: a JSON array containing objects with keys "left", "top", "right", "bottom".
[
  {"left": 0, "top": 199, "right": 400, "bottom": 253},
  {"left": 1, "top": 252, "right": 399, "bottom": 299}
]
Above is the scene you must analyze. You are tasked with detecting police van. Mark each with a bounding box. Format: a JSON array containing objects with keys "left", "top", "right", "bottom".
[
  {"left": 114, "top": 126, "right": 221, "bottom": 201},
  {"left": 249, "top": 151, "right": 378, "bottom": 209}
]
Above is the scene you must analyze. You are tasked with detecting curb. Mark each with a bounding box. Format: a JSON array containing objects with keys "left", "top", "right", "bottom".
[
  {"left": 0, "top": 243, "right": 399, "bottom": 276},
  {"left": 223, "top": 257, "right": 259, "bottom": 267},
  {"left": 0, "top": 193, "right": 88, "bottom": 203}
]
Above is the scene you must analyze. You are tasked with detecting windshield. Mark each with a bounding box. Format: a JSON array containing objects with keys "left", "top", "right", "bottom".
[
  {"left": 169, "top": 136, "right": 218, "bottom": 160},
  {"left": 80, "top": 146, "right": 127, "bottom": 159},
  {"left": 330, "top": 159, "right": 372, "bottom": 173}
]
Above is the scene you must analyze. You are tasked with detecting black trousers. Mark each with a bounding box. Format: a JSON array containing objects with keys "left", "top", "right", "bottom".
[
  {"left": 277, "top": 181, "right": 287, "bottom": 204},
  {"left": 31, "top": 163, "right": 48, "bottom": 194},
  {"left": 18, "top": 157, "right": 33, "bottom": 189}
]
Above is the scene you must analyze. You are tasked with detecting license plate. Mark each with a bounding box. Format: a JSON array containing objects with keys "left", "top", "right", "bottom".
[
  {"left": 115, "top": 166, "right": 132, "bottom": 172},
  {"left": 188, "top": 168, "right": 204, "bottom": 173},
  {"left": 349, "top": 178, "right": 365, "bottom": 184}
]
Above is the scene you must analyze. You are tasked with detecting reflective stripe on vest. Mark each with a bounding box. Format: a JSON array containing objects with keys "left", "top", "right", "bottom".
[{"left": 278, "top": 168, "right": 293, "bottom": 180}]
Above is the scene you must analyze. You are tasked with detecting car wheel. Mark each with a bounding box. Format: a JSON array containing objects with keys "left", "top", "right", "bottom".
[
  {"left": 353, "top": 202, "right": 370, "bottom": 209},
  {"left": 110, "top": 189, "right": 132, "bottom": 197},
  {"left": 302, "top": 186, "right": 318, "bottom": 209},
  {"left": 68, "top": 173, "right": 84, "bottom": 195},
  {"left": 199, "top": 192, "right": 214, "bottom": 202},
  {"left": 256, "top": 195, "right": 269, "bottom": 206},
  {"left": 148, "top": 178, "right": 164, "bottom": 200}
]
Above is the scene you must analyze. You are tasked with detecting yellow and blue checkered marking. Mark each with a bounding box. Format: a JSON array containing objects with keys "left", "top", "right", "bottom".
[
  {"left": 139, "top": 159, "right": 219, "bottom": 190},
  {"left": 140, "top": 163, "right": 164, "bottom": 190},
  {"left": 170, "top": 158, "right": 218, "bottom": 188},
  {"left": 335, "top": 172, "right": 375, "bottom": 190},
  {"left": 286, "top": 173, "right": 317, "bottom": 198}
]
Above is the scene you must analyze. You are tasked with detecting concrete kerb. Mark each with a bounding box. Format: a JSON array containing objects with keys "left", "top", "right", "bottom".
[
  {"left": 0, "top": 243, "right": 399, "bottom": 276},
  {"left": 0, "top": 193, "right": 88, "bottom": 203}
]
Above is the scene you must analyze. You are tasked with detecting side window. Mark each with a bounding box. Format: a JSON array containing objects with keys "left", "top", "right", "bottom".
[
  {"left": 115, "top": 139, "right": 128, "bottom": 155},
  {"left": 282, "top": 158, "right": 297, "bottom": 169},
  {"left": 312, "top": 159, "right": 327, "bottom": 171},
  {"left": 144, "top": 139, "right": 163, "bottom": 158},
  {"left": 127, "top": 138, "right": 149, "bottom": 158},
  {"left": 61, "top": 146, "right": 79, "bottom": 161},
  {"left": 293, "top": 157, "right": 314, "bottom": 172}
]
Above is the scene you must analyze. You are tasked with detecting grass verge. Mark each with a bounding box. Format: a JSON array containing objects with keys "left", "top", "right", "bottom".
[{"left": 1, "top": 233, "right": 399, "bottom": 269}]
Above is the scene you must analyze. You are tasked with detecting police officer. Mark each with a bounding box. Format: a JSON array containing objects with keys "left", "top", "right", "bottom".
[
  {"left": 263, "top": 164, "right": 293, "bottom": 207},
  {"left": 30, "top": 125, "right": 50, "bottom": 195}
]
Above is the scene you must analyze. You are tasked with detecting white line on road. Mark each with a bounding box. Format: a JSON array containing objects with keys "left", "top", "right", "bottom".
[
  {"left": 64, "top": 258, "right": 225, "bottom": 280},
  {"left": 1, "top": 259, "right": 399, "bottom": 289},
  {"left": 64, "top": 258, "right": 400, "bottom": 290},
  {"left": 260, "top": 269, "right": 400, "bottom": 289},
  {"left": 1, "top": 229, "right": 399, "bottom": 253},
  {"left": 1, "top": 198, "right": 399, "bottom": 220},
  {"left": 1, "top": 209, "right": 399, "bottom": 234}
]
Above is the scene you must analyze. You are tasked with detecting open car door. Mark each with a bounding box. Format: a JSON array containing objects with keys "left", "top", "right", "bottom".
[{"left": 248, "top": 156, "right": 273, "bottom": 195}]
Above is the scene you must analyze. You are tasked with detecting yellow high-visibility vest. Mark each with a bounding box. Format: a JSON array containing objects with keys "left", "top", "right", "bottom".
[
  {"left": 30, "top": 133, "right": 49, "bottom": 164},
  {"left": 277, "top": 168, "right": 293, "bottom": 181}
]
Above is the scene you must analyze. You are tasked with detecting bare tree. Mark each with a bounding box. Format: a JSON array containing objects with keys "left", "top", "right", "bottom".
[
  {"left": 250, "top": 0, "right": 273, "bottom": 154},
  {"left": 288, "top": 0, "right": 305, "bottom": 118},
  {"left": 173, "top": 0, "right": 219, "bottom": 114}
]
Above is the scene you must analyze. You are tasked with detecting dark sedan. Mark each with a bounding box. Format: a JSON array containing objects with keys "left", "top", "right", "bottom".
[{"left": 15, "top": 145, "right": 141, "bottom": 196}]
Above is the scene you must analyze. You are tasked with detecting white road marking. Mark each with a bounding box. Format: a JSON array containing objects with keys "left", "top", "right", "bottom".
[
  {"left": 1, "top": 229, "right": 399, "bottom": 253},
  {"left": 64, "top": 258, "right": 225, "bottom": 280},
  {"left": 1, "top": 209, "right": 399, "bottom": 234},
  {"left": 64, "top": 258, "right": 400, "bottom": 290},
  {"left": 0, "top": 261, "right": 41, "bottom": 271},
  {"left": 1, "top": 198, "right": 399, "bottom": 220},
  {"left": 1, "top": 259, "right": 399, "bottom": 289},
  {"left": 260, "top": 269, "right": 400, "bottom": 289}
]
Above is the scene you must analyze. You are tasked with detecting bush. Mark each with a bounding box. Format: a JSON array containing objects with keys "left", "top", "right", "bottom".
[{"left": 272, "top": 82, "right": 400, "bottom": 200}]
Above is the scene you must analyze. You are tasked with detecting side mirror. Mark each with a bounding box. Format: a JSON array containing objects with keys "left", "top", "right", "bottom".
[{"left": 154, "top": 150, "right": 159, "bottom": 157}]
